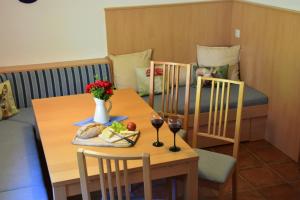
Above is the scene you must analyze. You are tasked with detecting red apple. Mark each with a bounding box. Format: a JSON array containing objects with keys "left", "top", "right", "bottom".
[{"left": 127, "top": 122, "right": 136, "bottom": 131}]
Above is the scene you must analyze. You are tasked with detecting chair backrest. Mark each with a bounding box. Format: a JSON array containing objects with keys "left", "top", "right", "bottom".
[
  {"left": 77, "top": 149, "right": 152, "bottom": 200},
  {"left": 192, "top": 77, "right": 244, "bottom": 158},
  {"left": 149, "top": 61, "right": 191, "bottom": 130}
]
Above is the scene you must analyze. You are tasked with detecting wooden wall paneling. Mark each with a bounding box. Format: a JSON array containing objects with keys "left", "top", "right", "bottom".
[
  {"left": 231, "top": 1, "right": 300, "bottom": 161},
  {"left": 105, "top": 1, "right": 233, "bottom": 63}
]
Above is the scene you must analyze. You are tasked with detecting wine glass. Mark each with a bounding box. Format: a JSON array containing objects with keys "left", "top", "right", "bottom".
[
  {"left": 151, "top": 113, "right": 164, "bottom": 147},
  {"left": 168, "top": 116, "right": 182, "bottom": 152}
]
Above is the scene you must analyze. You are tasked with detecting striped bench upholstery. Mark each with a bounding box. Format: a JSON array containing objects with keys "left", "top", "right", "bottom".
[{"left": 0, "top": 63, "right": 111, "bottom": 108}]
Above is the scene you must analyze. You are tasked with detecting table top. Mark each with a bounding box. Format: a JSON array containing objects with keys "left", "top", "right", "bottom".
[{"left": 32, "top": 89, "right": 198, "bottom": 186}]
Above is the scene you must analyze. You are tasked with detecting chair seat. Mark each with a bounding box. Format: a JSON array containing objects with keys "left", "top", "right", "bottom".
[
  {"left": 194, "top": 148, "right": 236, "bottom": 184},
  {"left": 177, "top": 129, "right": 187, "bottom": 139}
]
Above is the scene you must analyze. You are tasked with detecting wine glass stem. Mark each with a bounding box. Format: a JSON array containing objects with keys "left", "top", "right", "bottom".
[
  {"left": 156, "top": 128, "right": 160, "bottom": 143},
  {"left": 173, "top": 133, "right": 176, "bottom": 148}
]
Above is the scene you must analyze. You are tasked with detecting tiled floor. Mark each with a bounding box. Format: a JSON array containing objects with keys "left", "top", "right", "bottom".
[{"left": 69, "top": 140, "right": 300, "bottom": 200}]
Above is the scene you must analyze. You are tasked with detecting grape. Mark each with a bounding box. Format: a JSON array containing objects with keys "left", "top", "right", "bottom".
[{"left": 110, "top": 122, "right": 127, "bottom": 133}]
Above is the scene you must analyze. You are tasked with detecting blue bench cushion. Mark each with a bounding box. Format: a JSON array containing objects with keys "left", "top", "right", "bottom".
[
  {"left": 143, "top": 85, "right": 268, "bottom": 114},
  {"left": 0, "top": 186, "right": 48, "bottom": 200},
  {"left": 0, "top": 63, "right": 111, "bottom": 108},
  {"left": 8, "top": 107, "right": 36, "bottom": 126},
  {"left": 0, "top": 120, "right": 47, "bottom": 199}
]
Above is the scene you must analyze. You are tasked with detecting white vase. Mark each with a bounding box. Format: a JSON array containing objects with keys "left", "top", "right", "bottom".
[{"left": 93, "top": 98, "right": 112, "bottom": 124}]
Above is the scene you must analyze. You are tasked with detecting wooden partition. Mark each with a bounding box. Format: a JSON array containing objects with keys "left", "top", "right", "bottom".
[
  {"left": 105, "top": 1, "right": 232, "bottom": 63},
  {"left": 105, "top": 0, "right": 300, "bottom": 161},
  {"left": 231, "top": 1, "right": 300, "bottom": 161}
]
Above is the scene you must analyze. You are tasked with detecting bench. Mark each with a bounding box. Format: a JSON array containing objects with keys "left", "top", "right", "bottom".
[{"left": 0, "top": 58, "right": 112, "bottom": 200}]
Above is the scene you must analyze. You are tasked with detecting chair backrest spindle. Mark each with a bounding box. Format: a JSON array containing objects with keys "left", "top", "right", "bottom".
[
  {"left": 77, "top": 149, "right": 152, "bottom": 200},
  {"left": 192, "top": 77, "right": 244, "bottom": 159},
  {"left": 149, "top": 61, "right": 191, "bottom": 132}
]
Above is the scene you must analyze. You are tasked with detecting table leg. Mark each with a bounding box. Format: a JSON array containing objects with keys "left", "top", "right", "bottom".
[
  {"left": 53, "top": 185, "right": 67, "bottom": 200},
  {"left": 185, "top": 160, "right": 198, "bottom": 200}
]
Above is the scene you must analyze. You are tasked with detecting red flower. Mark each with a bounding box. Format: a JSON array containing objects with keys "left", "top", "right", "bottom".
[
  {"left": 85, "top": 83, "right": 95, "bottom": 93},
  {"left": 106, "top": 89, "right": 113, "bottom": 95},
  {"left": 85, "top": 78, "right": 113, "bottom": 101}
]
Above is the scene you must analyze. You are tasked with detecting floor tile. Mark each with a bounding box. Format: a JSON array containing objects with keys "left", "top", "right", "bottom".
[
  {"left": 290, "top": 180, "right": 300, "bottom": 191},
  {"left": 244, "top": 140, "right": 273, "bottom": 151},
  {"left": 251, "top": 147, "right": 291, "bottom": 164},
  {"left": 198, "top": 186, "right": 218, "bottom": 200},
  {"left": 270, "top": 162, "right": 300, "bottom": 182},
  {"left": 222, "top": 191, "right": 265, "bottom": 200},
  {"left": 238, "top": 150, "right": 264, "bottom": 169},
  {"left": 239, "top": 166, "right": 284, "bottom": 188},
  {"left": 223, "top": 175, "right": 252, "bottom": 193},
  {"left": 258, "top": 184, "right": 300, "bottom": 200}
]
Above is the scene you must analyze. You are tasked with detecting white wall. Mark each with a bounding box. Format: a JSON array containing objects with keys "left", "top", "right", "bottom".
[
  {"left": 0, "top": 0, "right": 299, "bottom": 66},
  {"left": 244, "top": 0, "right": 300, "bottom": 11},
  {"left": 0, "top": 0, "right": 203, "bottom": 66}
]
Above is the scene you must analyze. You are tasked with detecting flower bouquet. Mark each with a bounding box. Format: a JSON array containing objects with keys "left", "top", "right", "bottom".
[{"left": 86, "top": 78, "right": 113, "bottom": 124}]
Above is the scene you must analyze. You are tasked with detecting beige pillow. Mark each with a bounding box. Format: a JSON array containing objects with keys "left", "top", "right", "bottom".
[
  {"left": 0, "top": 80, "right": 19, "bottom": 120},
  {"left": 109, "top": 49, "right": 152, "bottom": 90},
  {"left": 196, "top": 45, "right": 240, "bottom": 80},
  {"left": 135, "top": 67, "right": 163, "bottom": 96}
]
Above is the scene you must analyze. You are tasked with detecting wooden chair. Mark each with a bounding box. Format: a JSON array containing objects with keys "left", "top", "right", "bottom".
[
  {"left": 77, "top": 148, "right": 152, "bottom": 200},
  {"left": 192, "top": 77, "right": 244, "bottom": 199},
  {"left": 149, "top": 61, "right": 191, "bottom": 139}
]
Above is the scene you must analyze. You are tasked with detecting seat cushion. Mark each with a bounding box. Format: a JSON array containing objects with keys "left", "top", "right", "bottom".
[
  {"left": 177, "top": 129, "right": 187, "bottom": 139},
  {"left": 0, "top": 186, "right": 48, "bottom": 200},
  {"left": 194, "top": 148, "right": 236, "bottom": 183},
  {"left": 0, "top": 120, "right": 47, "bottom": 199},
  {"left": 143, "top": 84, "right": 268, "bottom": 114},
  {"left": 8, "top": 107, "right": 36, "bottom": 126}
]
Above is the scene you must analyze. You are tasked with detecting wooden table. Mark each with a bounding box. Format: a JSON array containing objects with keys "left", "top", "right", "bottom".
[{"left": 32, "top": 89, "right": 198, "bottom": 200}]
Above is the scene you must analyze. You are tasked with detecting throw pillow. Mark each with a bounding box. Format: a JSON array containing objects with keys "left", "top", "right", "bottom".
[
  {"left": 0, "top": 80, "right": 18, "bottom": 120},
  {"left": 109, "top": 49, "right": 152, "bottom": 90},
  {"left": 135, "top": 67, "right": 163, "bottom": 96},
  {"left": 196, "top": 65, "right": 229, "bottom": 86},
  {"left": 196, "top": 45, "right": 240, "bottom": 80}
]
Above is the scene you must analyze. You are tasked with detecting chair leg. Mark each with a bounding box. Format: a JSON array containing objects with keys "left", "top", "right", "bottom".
[{"left": 232, "top": 170, "right": 237, "bottom": 200}]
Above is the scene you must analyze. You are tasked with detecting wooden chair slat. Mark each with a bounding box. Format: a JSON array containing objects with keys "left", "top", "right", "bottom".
[
  {"left": 106, "top": 159, "right": 114, "bottom": 200},
  {"left": 223, "top": 82, "right": 231, "bottom": 137},
  {"left": 98, "top": 158, "right": 107, "bottom": 200},
  {"left": 175, "top": 65, "right": 179, "bottom": 114},
  {"left": 114, "top": 159, "right": 122, "bottom": 200},
  {"left": 123, "top": 160, "right": 130, "bottom": 200},
  {"left": 77, "top": 149, "right": 91, "bottom": 200},
  {"left": 213, "top": 81, "right": 220, "bottom": 135},
  {"left": 208, "top": 80, "right": 215, "bottom": 134},
  {"left": 218, "top": 81, "right": 226, "bottom": 136}
]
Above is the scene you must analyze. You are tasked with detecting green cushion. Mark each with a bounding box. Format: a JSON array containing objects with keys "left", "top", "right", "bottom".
[
  {"left": 143, "top": 84, "right": 268, "bottom": 114},
  {"left": 177, "top": 129, "right": 187, "bottom": 139},
  {"left": 8, "top": 107, "right": 36, "bottom": 126},
  {"left": 194, "top": 148, "right": 236, "bottom": 183}
]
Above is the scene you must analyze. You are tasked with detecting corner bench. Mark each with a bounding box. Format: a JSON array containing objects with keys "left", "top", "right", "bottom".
[{"left": 0, "top": 57, "right": 268, "bottom": 199}]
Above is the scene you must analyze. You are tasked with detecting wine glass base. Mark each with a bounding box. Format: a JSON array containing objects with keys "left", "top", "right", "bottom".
[
  {"left": 169, "top": 146, "right": 181, "bottom": 152},
  {"left": 153, "top": 141, "right": 164, "bottom": 147}
]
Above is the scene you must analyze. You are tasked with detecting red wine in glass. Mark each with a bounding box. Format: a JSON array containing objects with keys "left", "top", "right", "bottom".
[
  {"left": 168, "top": 117, "right": 182, "bottom": 152},
  {"left": 151, "top": 113, "right": 164, "bottom": 147}
]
